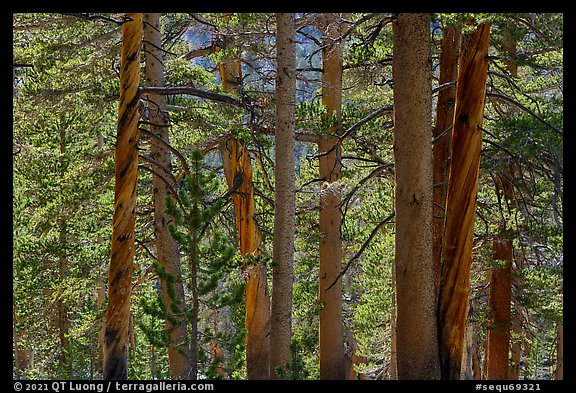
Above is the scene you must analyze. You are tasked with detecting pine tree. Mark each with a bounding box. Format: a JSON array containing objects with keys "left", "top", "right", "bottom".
[{"left": 165, "top": 149, "right": 235, "bottom": 379}]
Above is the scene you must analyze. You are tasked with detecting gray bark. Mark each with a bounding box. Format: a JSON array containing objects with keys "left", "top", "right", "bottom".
[
  {"left": 143, "top": 13, "right": 192, "bottom": 380},
  {"left": 270, "top": 12, "right": 296, "bottom": 380},
  {"left": 392, "top": 13, "right": 440, "bottom": 380}
]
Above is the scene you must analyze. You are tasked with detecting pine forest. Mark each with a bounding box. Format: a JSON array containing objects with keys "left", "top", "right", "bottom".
[{"left": 12, "top": 12, "right": 563, "bottom": 382}]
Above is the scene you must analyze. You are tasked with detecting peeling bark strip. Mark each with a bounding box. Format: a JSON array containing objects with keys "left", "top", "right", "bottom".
[
  {"left": 438, "top": 23, "right": 490, "bottom": 380},
  {"left": 244, "top": 264, "right": 271, "bottom": 379},
  {"left": 217, "top": 52, "right": 269, "bottom": 380},
  {"left": 219, "top": 138, "right": 260, "bottom": 256},
  {"left": 104, "top": 13, "right": 142, "bottom": 381},
  {"left": 433, "top": 26, "right": 460, "bottom": 293},
  {"left": 219, "top": 137, "right": 270, "bottom": 379}
]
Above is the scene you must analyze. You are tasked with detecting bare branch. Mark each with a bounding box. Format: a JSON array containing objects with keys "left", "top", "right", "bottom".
[
  {"left": 60, "top": 13, "right": 125, "bottom": 25},
  {"left": 309, "top": 104, "right": 393, "bottom": 159},
  {"left": 486, "top": 92, "right": 562, "bottom": 135},
  {"left": 138, "top": 155, "right": 178, "bottom": 190},
  {"left": 140, "top": 86, "right": 244, "bottom": 107},
  {"left": 138, "top": 127, "right": 190, "bottom": 176},
  {"left": 252, "top": 123, "right": 322, "bottom": 143},
  {"left": 326, "top": 212, "right": 395, "bottom": 291},
  {"left": 180, "top": 39, "right": 225, "bottom": 60}
]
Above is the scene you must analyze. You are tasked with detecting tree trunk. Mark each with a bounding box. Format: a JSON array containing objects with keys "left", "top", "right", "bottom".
[
  {"left": 13, "top": 302, "right": 32, "bottom": 378},
  {"left": 103, "top": 12, "right": 142, "bottom": 380},
  {"left": 556, "top": 322, "right": 563, "bottom": 380},
  {"left": 244, "top": 263, "right": 271, "bottom": 379},
  {"left": 210, "top": 309, "right": 226, "bottom": 378},
  {"left": 317, "top": 12, "right": 345, "bottom": 380},
  {"left": 219, "top": 139, "right": 261, "bottom": 253},
  {"left": 270, "top": 12, "right": 296, "bottom": 380},
  {"left": 485, "top": 235, "right": 513, "bottom": 380},
  {"left": 344, "top": 332, "right": 366, "bottom": 380},
  {"left": 219, "top": 58, "right": 242, "bottom": 94},
  {"left": 461, "top": 317, "right": 482, "bottom": 380},
  {"left": 485, "top": 26, "right": 517, "bottom": 380},
  {"left": 509, "top": 308, "right": 522, "bottom": 379},
  {"left": 13, "top": 305, "right": 21, "bottom": 379},
  {"left": 433, "top": 26, "right": 460, "bottom": 292},
  {"left": 437, "top": 23, "right": 490, "bottom": 380},
  {"left": 218, "top": 137, "right": 271, "bottom": 383},
  {"left": 318, "top": 134, "right": 344, "bottom": 376},
  {"left": 218, "top": 55, "right": 271, "bottom": 379},
  {"left": 485, "top": 176, "right": 515, "bottom": 380},
  {"left": 501, "top": 28, "right": 518, "bottom": 78},
  {"left": 97, "top": 277, "right": 106, "bottom": 375},
  {"left": 189, "top": 159, "right": 201, "bottom": 380},
  {"left": 142, "top": 12, "right": 192, "bottom": 380},
  {"left": 58, "top": 122, "right": 71, "bottom": 376},
  {"left": 392, "top": 13, "right": 440, "bottom": 380}
]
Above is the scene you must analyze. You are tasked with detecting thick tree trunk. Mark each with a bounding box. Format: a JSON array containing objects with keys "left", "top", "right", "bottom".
[
  {"left": 270, "top": 12, "right": 296, "bottom": 380},
  {"left": 437, "top": 23, "right": 490, "bottom": 380},
  {"left": 143, "top": 13, "right": 192, "bottom": 380},
  {"left": 220, "top": 138, "right": 271, "bottom": 379},
  {"left": 485, "top": 176, "right": 515, "bottom": 380},
  {"left": 433, "top": 26, "right": 460, "bottom": 292},
  {"left": 392, "top": 13, "right": 440, "bottom": 380},
  {"left": 103, "top": 13, "right": 142, "bottom": 380},
  {"left": 317, "top": 13, "right": 345, "bottom": 380},
  {"left": 317, "top": 136, "right": 344, "bottom": 377}
]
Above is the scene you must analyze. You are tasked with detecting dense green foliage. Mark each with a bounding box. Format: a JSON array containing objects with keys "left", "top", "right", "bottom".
[{"left": 13, "top": 13, "right": 562, "bottom": 380}]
